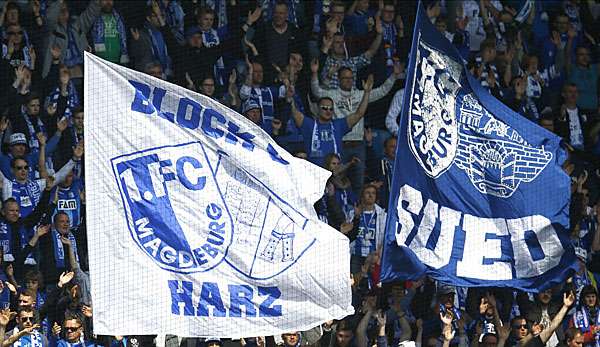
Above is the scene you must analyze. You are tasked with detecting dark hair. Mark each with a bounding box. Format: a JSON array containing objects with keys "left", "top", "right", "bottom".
[
  {"left": 197, "top": 6, "right": 215, "bottom": 20},
  {"left": 63, "top": 312, "right": 83, "bottom": 326},
  {"left": 383, "top": 136, "right": 397, "bottom": 148},
  {"left": 24, "top": 92, "right": 40, "bottom": 105},
  {"left": 337, "top": 67, "right": 352, "bottom": 77},
  {"left": 2, "top": 197, "right": 18, "bottom": 210},
  {"left": 10, "top": 157, "right": 27, "bottom": 168},
  {"left": 318, "top": 97, "right": 334, "bottom": 105},
  {"left": 565, "top": 327, "right": 583, "bottom": 343},
  {"left": 53, "top": 211, "right": 70, "bottom": 224},
  {"left": 24, "top": 270, "right": 44, "bottom": 285},
  {"left": 510, "top": 315, "right": 527, "bottom": 328}
]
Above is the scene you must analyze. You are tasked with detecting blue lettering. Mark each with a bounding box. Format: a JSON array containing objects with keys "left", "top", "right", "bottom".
[
  {"left": 192, "top": 248, "right": 209, "bottom": 266},
  {"left": 168, "top": 280, "right": 194, "bottom": 316},
  {"left": 129, "top": 80, "right": 154, "bottom": 114},
  {"left": 267, "top": 144, "right": 289, "bottom": 165},
  {"left": 177, "top": 98, "right": 203, "bottom": 129},
  {"left": 207, "top": 230, "right": 224, "bottom": 246},
  {"left": 152, "top": 88, "right": 175, "bottom": 123},
  {"left": 201, "top": 243, "right": 219, "bottom": 258},
  {"left": 206, "top": 203, "right": 222, "bottom": 220},
  {"left": 176, "top": 156, "right": 206, "bottom": 190},
  {"left": 229, "top": 284, "right": 256, "bottom": 317},
  {"left": 225, "top": 122, "right": 255, "bottom": 151},
  {"left": 197, "top": 282, "right": 226, "bottom": 317},
  {"left": 201, "top": 109, "right": 225, "bottom": 138},
  {"left": 258, "top": 287, "right": 282, "bottom": 317}
]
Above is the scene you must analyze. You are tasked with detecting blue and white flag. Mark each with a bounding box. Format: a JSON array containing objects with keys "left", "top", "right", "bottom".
[
  {"left": 84, "top": 53, "right": 353, "bottom": 337},
  {"left": 380, "top": 3, "right": 576, "bottom": 292}
]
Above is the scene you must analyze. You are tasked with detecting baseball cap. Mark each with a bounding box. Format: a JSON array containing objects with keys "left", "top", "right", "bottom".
[
  {"left": 437, "top": 284, "right": 456, "bottom": 296},
  {"left": 242, "top": 99, "right": 261, "bottom": 114},
  {"left": 9, "top": 133, "right": 28, "bottom": 146},
  {"left": 204, "top": 337, "right": 222, "bottom": 345}
]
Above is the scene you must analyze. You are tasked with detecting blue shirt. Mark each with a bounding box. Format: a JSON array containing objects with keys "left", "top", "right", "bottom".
[
  {"left": 51, "top": 178, "right": 84, "bottom": 229},
  {"left": 299, "top": 117, "right": 350, "bottom": 167}
]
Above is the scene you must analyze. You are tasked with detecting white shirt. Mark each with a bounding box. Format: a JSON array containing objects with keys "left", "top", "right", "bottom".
[{"left": 386, "top": 88, "right": 404, "bottom": 136}]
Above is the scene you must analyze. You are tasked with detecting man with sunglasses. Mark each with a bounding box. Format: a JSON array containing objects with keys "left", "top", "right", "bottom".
[
  {"left": 51, "top": 313, "right": 97, "bottom": 346},
  {"left": 4, "top": 307, "right": 47, "bottom": 346},
  {"left": 288, "top": 76, "right": 373, "bottom": 167}
]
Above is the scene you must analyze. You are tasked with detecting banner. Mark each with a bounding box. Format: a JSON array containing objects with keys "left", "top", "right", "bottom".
[
  {"left": 380, "top": 3, "right": 576, "bottom": 291},
  {"left": 84, "top": 53, "right": 353, "bottom": 337}
]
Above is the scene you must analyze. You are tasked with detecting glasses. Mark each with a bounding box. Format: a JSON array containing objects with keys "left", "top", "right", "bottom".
[
  {"left": 15, "top": 165, "right": 29, "bottom": 171},
  {"left": 20, "top": 316, "right": 34, "bottom": 322},
  {"left": 320, "top": 105, "right": 333, "bottom": 111},
  {"left": 65, "top": 326, "right": 81, "bottom": 332},
  {"left": 512, "top": 324, "right": 527, "bottom": 329}
]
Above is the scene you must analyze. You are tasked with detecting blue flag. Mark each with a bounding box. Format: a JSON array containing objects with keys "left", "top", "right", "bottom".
[{"left": 380, "top": 2, "right": 576, "bottom": 292}]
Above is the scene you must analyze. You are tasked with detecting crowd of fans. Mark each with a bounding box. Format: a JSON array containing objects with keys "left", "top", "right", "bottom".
[{"left": 0, "top": 0, "right": 599, "bottom": 346}]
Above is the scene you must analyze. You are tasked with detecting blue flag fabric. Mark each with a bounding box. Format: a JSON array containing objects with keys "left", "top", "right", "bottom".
[{"left": 380, "top": 2, "right": 576, "bottom": 292}]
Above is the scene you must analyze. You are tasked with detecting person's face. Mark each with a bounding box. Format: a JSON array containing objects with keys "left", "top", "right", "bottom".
[
  {"left": 512, "top": 319, "right": 528, "bottom": 339},
  {"left": 59, "top": 4, "right": 70, "bottom": 25},
  {"left": 382, "top": 5, "right": 395, "bottom": 23},
  {"left": 6, "top": 25, "right": 23, "bottom": 45},
  {"left": 562, "top": 85, "right": 579, "bottom": 105},
  {"left": 64, "top": 319, "right": 83, "bottom": 343},
  {"left": 26, "top": 98, "right": 40, "bottom": 116},
  {"left": 362, "top": 187, "right": 377, "bottom": 206},
  {"left": 585, "top": 293, "right": 597, "bottom": 307},
  {"left": 527, "top": 56, "right": 539, "bottom": 74},
  {"left": 384, "top": 138, "right": 397, "bottom": 159},
  {"left": 273, "top": 4, "right": 288, "bottom": 27},
  {"left": 147, "top": 12, "right": 160, "bottom": 27},
  {"left": 12, "top": 159, "right": 29, "bottom": 181},
  {"left": 318, "top": 99, "right": 334, "bottom": 122},
  {"left": 356, "top": 0, "right": 369, "bottom": 12},
  {"left": 17, "top": 311, "right": 34, "bottom": 329},
  {"left": 538, "top": 289, "right": 552, "bottom": 304},
  {"left": 555, "top": 15, "right": 569, "bottom": 34},
  {"left": 245, "top": 108, "right": 262, "bottom": 124},
  {"left": 99, "top": 0, "right": 113, "bottom": 13},
  {"left": 440, "top": 293, "right": 454, "bottom": 308},
  {"left": 10, "top": 143, "right": 27, "bottom": 157},
  {"left": 331, "top": 5, "right": 345, "bottom": 23},
  {"left": 282, "top": 333, "right": 299, "bottom": 346},
  {"left": 576, "top": 48, "right": 590, "bottom": 67},
  {"left": 200, "top": 78, "right": 215, "bottom": 97},
  {"left": 6, "top": 8, "right": 19, "bottom": 25},
  {"left": 199, "top": 13, "right": 214, "bottom": 31},
  {"left": 252, "top": 63, "right": 263, "bottom": 85},
  {"left": 73, "top": 112, "right": 84, "bottom": 131},
  {"left": 60, "top": 171, "right": 74, "bottom": 188},
  {"left": 339, "top": 69, "right": 353, "bottom": 91},
  {"left": 332, "top": 35, "right": 346, "bottom": 56},
  {"left": 335, "top": 330, "right": 353, "bottom": 347},
  {"left": 3, "top": 201, "right": 20, "bottom": 223},
  {"left": 328, "top": 156, "right": 340, "bottom": 172},
  {"left": 435, "top": 20, "right": 447, "bottom": 33},
  {"left": 17, "top": 294, "right": 34, "bottom": 310},
  {"left": 568, "top": 333, "right": 585, "bottom": 347},
  {"left": 189, "top": 33, "right": 203, "bottom": 48},
  {"left": 482, "top": 47, "right": 496, "bottom": 63},
  {"left": 26, "top": 278, "right": 39, "bottom": 292},
  {"left": 146, "top": 65, "right": 163, "bottom": 78},
  {"left": 289, "top": 53, "right": 303, "bottom": 71},
  {"left": 207, "top": 343, "right": 220, "bottom": 347},
  {"left": 55, "top": 214, "right": 71, "bottom": 234}
]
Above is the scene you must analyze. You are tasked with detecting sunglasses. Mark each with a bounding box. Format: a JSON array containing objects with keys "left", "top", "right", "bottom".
[
  {"left": 15, "top": 165, "right": 29, "bottom": 171},
  {"left": 320, "top": 105, "right": 333, "bottom": 111},
  {"left": 20, "top": 316, "right": 34, "bottom": 322},
  {"left": 65, "top": 326, "right": 81, "bottom": 332},
  {"left": 512, "top": 324, "right": 527, "bottom": 329}
]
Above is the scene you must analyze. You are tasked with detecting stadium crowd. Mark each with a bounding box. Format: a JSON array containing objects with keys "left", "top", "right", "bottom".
[{"left": 0, "top": 0, "right": 600, "bottom": 346}]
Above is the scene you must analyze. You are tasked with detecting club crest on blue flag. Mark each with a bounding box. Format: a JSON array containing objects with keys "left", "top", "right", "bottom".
[{"left": 381, "top": 2, "right": 576, "bottom": 291}]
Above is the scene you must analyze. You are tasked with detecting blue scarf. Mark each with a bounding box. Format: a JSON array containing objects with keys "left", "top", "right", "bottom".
[
  {"left": 64, "top": 25, "right": 83, "bottom": 67},
  {"left": 0, "top": 221, "right": 13, "bottom": 262},
  {"left": 2, "top": 44, "right": 33, "bottom": 69},
  {"left": 91, "top": 10, "right": 128, "bottom": 57},
  {"left": 159, "top": 0, "right": 185, "bottom": 44},
  {"left": 52, "top": 229, "right": 78, "bottom": 269},
  {"left": 574, "top": 306, "right": 600, "bottom": 347},
  {"left": 12, "top": 328, "right": 44, "bottom": 347},
  {"left": 10, "top": 179, "right": 42, "bottom": 218},
  {"left": 145, "top": 22, "right": 171, "bottom": 76},
  {"left": 205, "top": 0, "right": 228, "bottom": 29},
  {"left": 20, "top": 107, "right": 46, "bottom": 150},
  {"left": 46, "top": 81, "right": 80, "bottom": 120},
  {"left": 20, "top": 225, "right": 36, "bottom": 265},
  {"left": 35, "top": 291, "right": 50, "bottom": 338}
]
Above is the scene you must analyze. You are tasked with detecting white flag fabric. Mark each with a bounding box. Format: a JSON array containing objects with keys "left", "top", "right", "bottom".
[{"left": 84, "top": 53, "right": 353, "bottom": 337}]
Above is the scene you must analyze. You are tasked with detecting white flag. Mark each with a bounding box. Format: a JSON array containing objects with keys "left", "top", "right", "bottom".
[{"left": 84, "top": 53, "right": 353, "bottom": 337}]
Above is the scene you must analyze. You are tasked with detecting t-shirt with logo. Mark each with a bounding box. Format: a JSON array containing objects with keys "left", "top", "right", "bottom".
[{"left": 96, "top": 14, "right": 121, "bottom": 63}]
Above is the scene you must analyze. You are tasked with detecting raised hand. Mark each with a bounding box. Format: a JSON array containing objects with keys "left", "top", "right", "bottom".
[
  {"left": 0, "top": 308, "right": 16, "bottom": 327},
  {"left": 0, "top": 117, "right": 9, "bottom": 132},
  {"left": 363, "top": 74, "right": 374, "bottom": 92},
  {"left": 81, "top": 305, "right": 93, "bottom": 318},
  {"left": 375, "top": 15, "right": 383, "bottom": 34},
  {"left": 36, "top": 132, "right": 47, "bottom": 146},
  {"left": 52, "top": 322, "right": 61, "bottom": 336},
  {"left": 229, "top": 69, "right": 237, "bottom": 85},
  {"left": 564, "top": 291, "right": 575, "bottom": 307},
  {"left": 440, "top": 312, "right": 453, "bottom": 326},
  {"left": 60, "top": 236, "right": 71, "bottom": 247},
  {"left": 73, "top": 141, "right": 84, "bottom": 159},
  {"left": 36, "top": 224, "right": 50, "bottom": 237},
  {"left": 45, "top": 176, "right": 55, "bottom": 191},
  {"left": 310, "top": 58, "right": 319, "bottom": 74},
  {"left": 58, "top": 271, "right": 75, "bottom": 288},
  {"left": 375, "top": 310, "right": 386, "bottom": 327},
  {"left": 130, "top": 28, "right": 140, "bottom": 41},
  {"left": 247, "top": 6, "right": 262, "bottom": 25}
]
